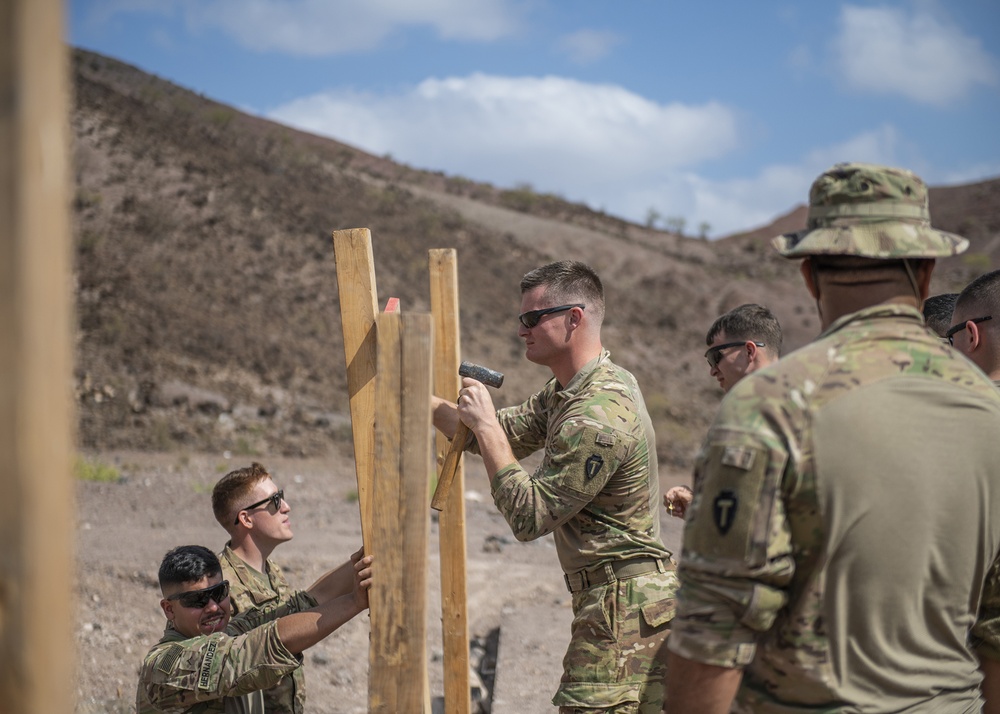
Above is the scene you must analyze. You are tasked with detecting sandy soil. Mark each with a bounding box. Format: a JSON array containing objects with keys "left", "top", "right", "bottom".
[{"left": 73, "top": 449, "right": 688, "bottom": 714}]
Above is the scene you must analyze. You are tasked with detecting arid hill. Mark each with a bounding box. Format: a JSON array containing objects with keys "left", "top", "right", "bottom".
[{"left": 71, "top": 49, "right": 1000, "bottom": 469}]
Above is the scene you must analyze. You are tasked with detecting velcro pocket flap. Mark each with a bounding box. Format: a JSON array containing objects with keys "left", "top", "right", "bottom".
[{"left": 641, "top": 597, "right": 676, "bottom": 628}]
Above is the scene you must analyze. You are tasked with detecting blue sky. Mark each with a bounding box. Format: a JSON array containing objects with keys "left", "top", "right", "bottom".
[{"left": 70, "top": 0, "right": 1000, "bottom": 237}]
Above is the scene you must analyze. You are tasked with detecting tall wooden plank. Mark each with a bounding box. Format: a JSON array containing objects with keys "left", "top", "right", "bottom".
[
  {"left": 369, "top": 312, "right": 403, "bottom": 714},
  {"left": 0, "top": 0, "right": 75, "bottom": 712},
  {"left": 429, "top": 249, "right": 472, "bottom": 714},
  {"left": 332, "top": 228, "right": 378, "bottom": 549},
  {"left": 400, "top": 313, "right": 433, "bottom": 712},
  {"left": 369, "top": 313, "right": 433, "bottom": 712}
]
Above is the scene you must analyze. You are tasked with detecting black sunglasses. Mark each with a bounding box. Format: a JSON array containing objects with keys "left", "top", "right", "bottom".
[
  {"left": 166, "top": 580, "right": 230, "bottom": 609},
  {"left": 705, "top": 341, "right": 765, "bottom": 369},
  {"left": 233, "top": 489, "right": 284, "bottom": 525},
  {"left": 946, "top": 315, "right": 992, "bottom": 345},
  {"left": 518, "top": 303, "right": 585, "bottom": 329}
]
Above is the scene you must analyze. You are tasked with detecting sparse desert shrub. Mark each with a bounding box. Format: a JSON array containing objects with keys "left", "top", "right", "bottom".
[{"left": 75, "top": 457, "right": 121, "bottom": 483}]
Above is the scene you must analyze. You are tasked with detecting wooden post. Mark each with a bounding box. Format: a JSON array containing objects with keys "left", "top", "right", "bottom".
[
  {"left": 332, "top": 228, "right": 379, "bottom": 549},
  {"left": 0, "top": 0, "right": 75, "bottom": 712},
  {"left": 369, "top": 312, "right": 434, "bottom": 712},
  {"left": 429, "top": 249, "right": 472, "bottom": 714}
]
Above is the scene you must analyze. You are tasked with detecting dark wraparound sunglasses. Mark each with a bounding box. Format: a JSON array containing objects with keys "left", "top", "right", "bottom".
[
  {"left": 166, "top": 580, "right": 230, "bottom": 609},
  {"left": 705, "top": 341, "right": 765, "bottom": 369},
  {"left": 946, "top": 316, "right": 992, "bottom": 346},
  {"left": 518, "top": 303, "right": 585, "bottom": 329},
  {"left": 233, "top": 489, "right": 284, "bottom": 525}
]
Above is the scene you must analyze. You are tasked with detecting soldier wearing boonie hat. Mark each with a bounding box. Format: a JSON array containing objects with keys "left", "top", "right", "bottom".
[{"left": 666, "top": 163, "right": 1000, "bottom": 713}]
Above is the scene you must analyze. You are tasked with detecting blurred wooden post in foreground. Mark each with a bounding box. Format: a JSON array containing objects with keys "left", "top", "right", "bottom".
[
  {"left": 0, "top": 0, "right": 76, "bottom": 712},
  {"left": 369, "top": 312, "right": 434, "bottom": 712},
  {"left": 429, "top": 249, "right": 472, "bottom": 714},
  {"left": 332, "top": 228, "right": 379, "bottom": 549}
]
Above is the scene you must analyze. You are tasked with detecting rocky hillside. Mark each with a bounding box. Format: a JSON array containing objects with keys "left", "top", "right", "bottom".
[{"left": 71, "top": 49, "right": 1000, "bottom": 469}]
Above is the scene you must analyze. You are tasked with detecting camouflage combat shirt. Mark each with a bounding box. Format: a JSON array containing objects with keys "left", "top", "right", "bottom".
[
  {"left": 669, "top": 304, "right": 1000, "bottom": 713},
  {"left": 219, "top": 545, "right": 316, "bottom": 714},
  {"left": 135, "top": 590, "right": 315, "bottom": 714},
  {"left": 480, "top": 349, "right": 671, "bottom": 574}
]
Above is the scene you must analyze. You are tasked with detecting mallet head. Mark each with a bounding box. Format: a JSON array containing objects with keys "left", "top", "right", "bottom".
[{"left": 459, "top": 361, "right": 504, "bottom": 389}]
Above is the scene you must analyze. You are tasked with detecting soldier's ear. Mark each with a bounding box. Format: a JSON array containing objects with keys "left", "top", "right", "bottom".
[
  {"left": 800, "top": 259, "right": 819, "bottom": 299},
  {"left": 914, "top": 259, "right": 935, "bottom": 301},
  {"left": 160, "top": 598, "right": 175, "bottom": 622},
  {"left": 968, "top": 320, "right": 985, "bottom": 351}
]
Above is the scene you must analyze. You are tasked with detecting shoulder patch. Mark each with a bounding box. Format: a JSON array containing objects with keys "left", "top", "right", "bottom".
[
  {"left": 595, "top": 432, "right": 615, "bottom": 447},
  {"left": 721, "top": 446, "right": 755, "bottom": 470},
  {"left": 712, "top": 490, "right": 739, "bottom": 535},
  {"left": 584, "top": 454, "right": 604, "bottom": 480}
]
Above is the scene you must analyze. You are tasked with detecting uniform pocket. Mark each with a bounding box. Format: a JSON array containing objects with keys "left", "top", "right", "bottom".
[{"left": 640, "top": 597, "right": 676, "bottom": 630}]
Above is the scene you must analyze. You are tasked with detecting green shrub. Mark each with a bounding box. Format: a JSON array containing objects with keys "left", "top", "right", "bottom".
[{"left": 75, "top": 457, "right": 121, "bottom": 483}]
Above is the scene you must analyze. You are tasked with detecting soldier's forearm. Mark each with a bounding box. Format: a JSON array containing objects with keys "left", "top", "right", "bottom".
[
  {"left": 276, "top": 592, "right": 364, "bottom": 654},
  {"left": 431, "top": 395, "right": 461, "bottom": 438},
  {"left": 305, "top": 558, "right": 356, "bottom": 604},
  {"left": 475, "top": 421, "right": 518, "bottom": 480}
]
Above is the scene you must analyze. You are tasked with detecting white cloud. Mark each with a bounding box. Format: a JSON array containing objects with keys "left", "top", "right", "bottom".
[
  {"left": 267, "top": 76, "right": 941, "bottom": 237},
  {"left": 556, "top": 30, "right": 622, "bottom": 65},
  {"left": 93, "top": 0, "right": 523, "bottom": 55},
  {"left": 833, "top": 3, "right": 999, "bottom": 105},
  {"left": 189, "top": 0, "right": 522, "bottom": 55},
  {"left": 267, "top": 72, "right": 739, "bottom": 203},
  {"left": 627, "top": 126, "right": 906, "bottom": 237}
]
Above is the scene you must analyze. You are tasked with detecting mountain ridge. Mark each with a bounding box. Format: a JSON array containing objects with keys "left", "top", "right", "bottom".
[{"left": 71, "top": 48, "right": 1000, "bottom": 468}]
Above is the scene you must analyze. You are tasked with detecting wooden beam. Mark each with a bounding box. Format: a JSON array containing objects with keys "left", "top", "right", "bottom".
[
  {"left": 0, "top": 1, "right": 75, "bottom": 712},
  {"left": 369, "top": 312, "right": 434, "bottom": 713},
  {"left": 429, "top": 249, "right": 472, "bottom": 714},
  {"left": 332, "top": 228, "right": 379, "bottom": 549}
]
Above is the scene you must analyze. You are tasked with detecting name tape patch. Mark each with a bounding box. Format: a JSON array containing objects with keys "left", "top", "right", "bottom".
[{"left": 198, "top": 640, "right": 219, "bottom": 690}]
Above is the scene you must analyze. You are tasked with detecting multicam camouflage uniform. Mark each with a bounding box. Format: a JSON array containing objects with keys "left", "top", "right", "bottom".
[
  {"left": 669, "top": 163, "right": 1000, "bottom": 712},
  {"left": 219, "top": 545, "right": 316, "bottom": 714},
  {"left": 476, "top": 349, "right": 678, "bottom": 713},
  {"left": 135, "top": 591, "right": 315, "bottom": 714}
]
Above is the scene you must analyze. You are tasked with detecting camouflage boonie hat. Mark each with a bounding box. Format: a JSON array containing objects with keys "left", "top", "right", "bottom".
[{"left": 772, "top": 162, "right": 968, "bottom": 259}]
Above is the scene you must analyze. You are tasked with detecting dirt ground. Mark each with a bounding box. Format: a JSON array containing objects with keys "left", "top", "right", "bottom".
[{"left": 73, "top": 450, "right": 688, "bottom": 714}]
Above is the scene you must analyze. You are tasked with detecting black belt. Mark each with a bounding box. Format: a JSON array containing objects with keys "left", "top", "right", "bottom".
[{"left": 563, "top": 557, "right": 666, "bottom": 593}]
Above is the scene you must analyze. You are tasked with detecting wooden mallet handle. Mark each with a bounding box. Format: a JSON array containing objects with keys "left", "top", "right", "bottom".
[
  {"left": 431, "top": 421, "right": 469, "bottom": 511},
  {"left": 431, "top": 361, "right": 503, "bottom": 511}
]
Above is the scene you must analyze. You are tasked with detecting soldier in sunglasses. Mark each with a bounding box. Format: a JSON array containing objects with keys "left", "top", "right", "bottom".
[
  {"left": 432, "top": 260, "right": 676, "bottom": 713},
  {"left": 136, "top": 544, "right": 371, "bottom": 713},
  {"left": 665, "top": 304, "right": 782, "bottom": 520},
  {"left": 948, "top": 269, "right": 1000, "bottom": 386},
  {"left": 210, "top": 462, "right": 362, "bottom": 714}
]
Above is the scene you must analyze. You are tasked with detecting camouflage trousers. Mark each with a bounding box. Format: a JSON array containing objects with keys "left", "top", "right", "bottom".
[{"left": 553, "top": 568, "right": 679, "bottom": 713}]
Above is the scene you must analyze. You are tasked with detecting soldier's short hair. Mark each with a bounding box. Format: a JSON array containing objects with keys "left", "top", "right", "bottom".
[
  {"left": 922, "top": 293, "right": 959, "bottom": 337},
  {"left": 158, "top": 545, "right": 221, "bottom": 589},
  {"left": 706, "top": 304, "right": 782, "bottom": 358},
  {"left": 212, "top": 462, "right": 272, "bottom": 529},
  {"left": 520, "top": 261, "right": 605, "bottom": 323},
  {"left": 955, "top": 269, "right": 1000, "bottom": 322}
]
